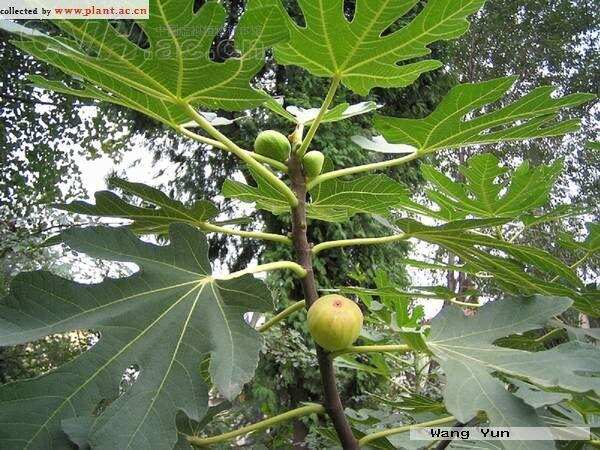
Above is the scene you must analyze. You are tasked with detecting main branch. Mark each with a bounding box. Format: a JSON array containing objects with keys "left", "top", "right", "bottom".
[{"left": 288, "top": 153, "right": 359, "bottom": 449}]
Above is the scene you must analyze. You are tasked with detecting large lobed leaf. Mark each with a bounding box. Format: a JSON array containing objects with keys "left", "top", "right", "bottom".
[
  {"left": 307, "top": 172, "right": 409, "bottom": 222},
  {"left": 13, "top": 0, "right": 289, "bottom": 125},
  {"left": 223, "top": 166, "right": 409, "bottom": 222},
  {"left": 274, "top": 0, "right": 485, "bottom": 94},
  {"left": 559, "top": 222, "right": 600, "bottom": 255},
  {"left": 428, "top": 296, "right": 600, "bottom": 449},
  {"left": 375, "top": 77, "right": 595, "bottom": 153},
  {"left": 419, "top": 153, "right": 563, "bottom": 221},
  {"left": 56, "top": 178, "right": 219, "bottom": 235},
  {"left": 396, "top": 218, "right": 600, "bottom": 316},
  {"left": 221, "top": 167, "right": 292, "bottom": 217},
  {"left": 0, "top": 225, "right": 272, "bottom": 450}
]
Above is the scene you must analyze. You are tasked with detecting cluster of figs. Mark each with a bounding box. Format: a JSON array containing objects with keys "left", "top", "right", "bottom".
[
  {"left": 254, "top": 130, "right": 324, "bottom": 178},
  {"left": 254, "top": 131, "right": 364, "bottom": 351}
]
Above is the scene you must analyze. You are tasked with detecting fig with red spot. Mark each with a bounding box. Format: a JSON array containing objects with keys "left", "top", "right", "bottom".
[{"left": 307, "top": 294, "right": 363, "bottom": 351}]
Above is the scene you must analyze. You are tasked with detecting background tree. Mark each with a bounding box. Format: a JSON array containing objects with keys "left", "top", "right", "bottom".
[{"left": 439, "top": 0, "right": 600, "bottom": 319}]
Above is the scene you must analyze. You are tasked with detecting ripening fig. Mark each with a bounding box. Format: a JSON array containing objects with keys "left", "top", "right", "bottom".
[
  {"left": 254, "top": 130, "right": 291, "bottom": 162},
  {"left": 302, "top": 150, "right": 324, "bottom": 178},
  {"left": 307, "top": 294, "right": 363, "bottom": 351}
]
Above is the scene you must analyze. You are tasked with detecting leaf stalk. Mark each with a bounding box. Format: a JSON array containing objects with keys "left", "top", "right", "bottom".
[
  {"left": 358, "top": 415, "right": 456, "bottom": 447},
  {"left": 187, "top": 403, "right": 325, "bottom": 447},
  {"left": 258, "top": 300, "right": 306, "bottom": 332},
  {"left": 312, "top": 234, "right": 407, "bottom": 255},
  {"left": 177, "top": 126, "right": 289, "bottom": 172},
  {"left": 296, "top": 76, "right": 341, "bottom": 157},
  {"left": 307, "top": 151, "right": 420, "bottom": 189},
  {"left": 199, "top": 222, "right": 291, "bottom": 244},
  {"left": 217, "top": 261, "right": 307, "bottom": 280},
  {"left": 332, "top": 344, "right": 412, "bottom": 358}
]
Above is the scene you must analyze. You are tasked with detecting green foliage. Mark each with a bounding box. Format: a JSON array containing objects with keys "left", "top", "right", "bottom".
[
  {"left": 274, "top": 0, "right": 484, "bottom": 93},
  {"left": 14, "top": 0, "right": 289, "bottom": 123},
  {"left": 0, "top": 225, "right": 272, "bottom": 450},
  {"left": 428, "top": 296, "right": 600, "bottom": 449},
  {"left": 306, "top": 171, "right": 408, "bottom": 222},
  {"left": 2, "top": 1, "right": 599, "bottom": 449},
  {"left": 375, "top": 77, "right": 595, "bottom": 154},
  {"left": 224, "top": 163, "right": 410, "bottom": 222},
  {"left": 419, "top": 153, "right": 563, "bottom": 220},
  {"left": 56, "top": 178, "right": 219, "bottom": 235},
  {"left": 559, "top": 222, "right": 600, "bottom": 254},
  {"left": 394, "top": 218, "right": 600, "bottom": 316}
]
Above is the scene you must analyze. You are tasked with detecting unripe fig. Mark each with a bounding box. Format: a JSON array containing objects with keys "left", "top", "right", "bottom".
[
  {"left": 307, "top": 294, "right": 363, "bottom": 351},
  {"left": 254, "top": 130, "right": 291, "bottom": 162},
  {"left": 302, "top": 151, "right": 324, "bottom": 178}
]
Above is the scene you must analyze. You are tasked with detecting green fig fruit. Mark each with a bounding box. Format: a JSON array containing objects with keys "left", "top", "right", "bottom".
[
  {"left": 302, "top": 151, "right": 324, "bottom": 178},
  {"left": 254, "top": 130, "right": 291, "bottom": 162},
  {"left": 307, "top": 294, "right": 363, "bottom": 351}
]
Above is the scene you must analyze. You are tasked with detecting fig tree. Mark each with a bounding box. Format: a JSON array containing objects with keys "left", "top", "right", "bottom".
[
  {"left": 254, "top": 130, "right": 291, "bottom": 162},
  {"left": 307, "top": 294, "right": 363, "bottom": 351},
  {"left": 302, "top": 151, "right": 324, "bottom": 178}
]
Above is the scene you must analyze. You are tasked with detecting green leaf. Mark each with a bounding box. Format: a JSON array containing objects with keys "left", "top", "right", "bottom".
[
  {"left": 396, "top": 218, "right": 597, "bottom": 308},
  {"left": 174, "top": 402, "right": 232, "bottom": 450},
  {"left": 342, "top": 285, "right": 467, "bottom": 302},
  {"left": 375, "top": 77, "right": 595, "bottom": 153},
  {"left": 334, "top": 357, "right": 389, "bottom": 376},
  {"left": 494, "top": 328, "right": 565, "bottom": 352},
  {"left": 555, "top": 321, "right": 600, "bottom": 342},
  {"left": 398, "top": 258, "right": 477, "bottom": 274},
  {"left": 222, "top": 168, "right": 292, "bottom": 216},
  {"left": 56, "top": 177, "right": 219, "bottom": 235},
  {"left": 274, "top": 0, "right": 484, "bottom": 94},
  {"left": 511, "top": 380, "right": 571, "bottom": 409},
  {"left": 61, "top": 417, "right": 94, "bottom": 450},
  {"left": 307, "top": 173, "right": 409, "bottom": 222},
  {"left": 369, "top": 393, "right": 447, "bottom": 415},
  {"left": 420, "top": 153, "right": 563, "bottom": 219},
  {"left": 559, "top": 222, "right": 600, "bottom": 254},
  {"left": 522, "top": 204, "right": 587, "bottom": 228},
  {"left": 13, "top": 0, "right": 289, "bottom": 125},
  {"left": 428, "top": 296, "right": 600, "bottom": 448},
  {"left": 224, "top": 166, "right": 409, "bottom": 222},
  {"left": 0, "top": 224, "right": 272, "bottom": 450}
]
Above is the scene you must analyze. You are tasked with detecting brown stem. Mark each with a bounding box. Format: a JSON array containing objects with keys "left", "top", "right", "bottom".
[{"left": 288, "top": 154, "right": 359, "bottom": 449}]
